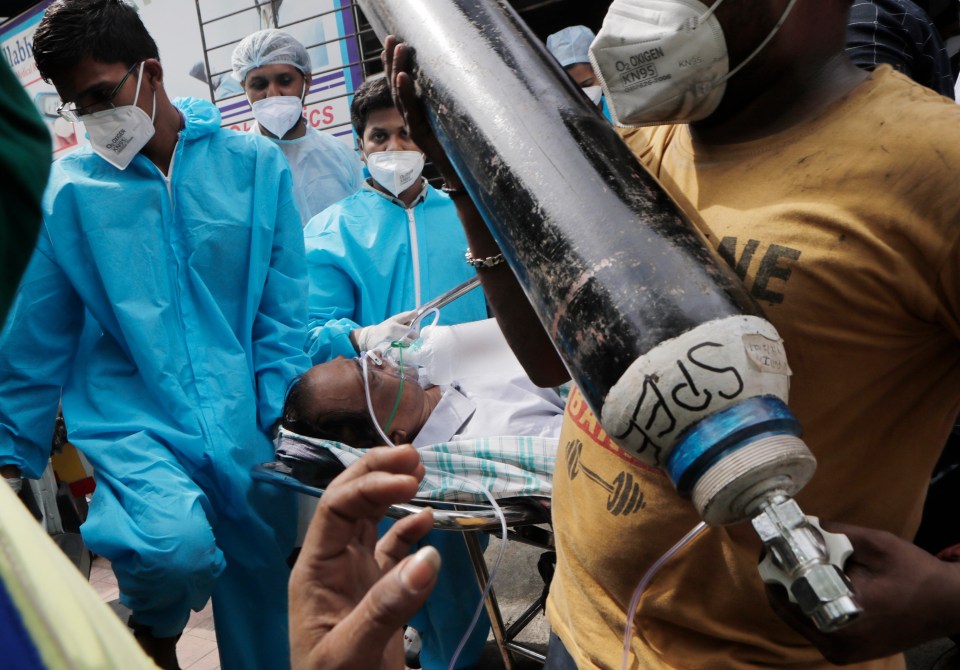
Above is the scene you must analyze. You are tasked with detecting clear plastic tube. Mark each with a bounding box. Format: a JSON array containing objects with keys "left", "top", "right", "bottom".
[
  {"left": 364, "top": 306, "right": 440, "bottom": 355},
  {"left": 360, "top": 349, "right": 508, "bottom": 670},
  {"left": 621, "top": 521, "right": 709, "bottom": 670},
  {"left": 411, "top": 306, "right": 440, "bottom": 334},
  {"left": 432, "top": 469, "right": 507, "bottom": 670}
]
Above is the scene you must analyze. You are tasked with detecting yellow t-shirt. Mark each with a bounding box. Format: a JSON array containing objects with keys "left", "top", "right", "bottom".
[{"left": 546, "top": 66, "right": 960, "bottom": 670}]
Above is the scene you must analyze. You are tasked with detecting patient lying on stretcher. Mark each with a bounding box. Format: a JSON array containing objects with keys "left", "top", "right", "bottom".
[{"left": 279, "top": 318, "right": 564, "bottom": 501}]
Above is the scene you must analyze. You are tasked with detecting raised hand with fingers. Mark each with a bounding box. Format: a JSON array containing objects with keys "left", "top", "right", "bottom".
[
  {"left": 381, "top": 36, "right": 459, "bottom": 184},
  {"left": 289, "top": 445, "right": 440, "bottom": 670}
]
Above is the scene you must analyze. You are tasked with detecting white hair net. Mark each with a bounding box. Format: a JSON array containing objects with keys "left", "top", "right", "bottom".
[
  {"left": 231, "top": 29, "right": 311, "bottom": 82},
  {"left": 545, "top": 25, "right": 596, "bottom": 68}
]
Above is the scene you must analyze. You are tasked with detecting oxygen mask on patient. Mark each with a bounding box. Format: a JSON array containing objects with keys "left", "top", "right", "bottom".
[
  {"left": 357, "top": 349, "right": 415, "bottom": 445},
  {"left": 377, "top": 307, "right": 439, "bottom": 388},
  {"left": 383, "top": 312, "right": 519, "bottom": 391},
  {"left": 356, "top": 303, "right": 466, "bottom": 447}
]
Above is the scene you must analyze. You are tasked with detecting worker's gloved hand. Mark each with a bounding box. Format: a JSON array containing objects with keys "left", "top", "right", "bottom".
[
  {"left": 386, "top": 325, "right": 456, "bottom": 387},
  {"left": 351, "top": 310, "right": 419, "bottom": 353},
  {"left": 765, "top": 520, "right": 960, "bottom": 665},
  {"left": 289, "top": 445, "right": 439, "bottom": 670}
]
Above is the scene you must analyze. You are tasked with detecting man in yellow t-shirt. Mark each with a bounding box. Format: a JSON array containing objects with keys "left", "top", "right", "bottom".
[
  {"left": 538, "top": 1, "right": 960, "bottom": 667},
  {"left": 380, "top": 2, "right": 960, "bottom": 669},
  {"left": 545, "top": 60, "right": 960, "bottom": 669}
]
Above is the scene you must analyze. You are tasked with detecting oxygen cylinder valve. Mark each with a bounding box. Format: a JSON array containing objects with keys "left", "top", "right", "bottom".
[{"left": 753, "top": 495, "right": 863, "bottom": 632}]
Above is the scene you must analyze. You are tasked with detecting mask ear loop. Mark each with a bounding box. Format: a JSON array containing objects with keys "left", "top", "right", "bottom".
[
  {"left": 695, "top": 0, "right": 725, "bottom": 24},
  {"left": 298, "top": 74, "right": 308, "bottom": 128},
  {"left": 131, "top": 61, "right": 157, "bottom": 123},
  {"left": 131, "top": 61, "right": 146, "bottom": 108},
  {"left": 718, "top": 0, "right": 799, "bottom": 84}
]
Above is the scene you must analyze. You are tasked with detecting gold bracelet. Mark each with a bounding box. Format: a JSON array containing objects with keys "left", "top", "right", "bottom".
[
  {"left": 465, "top": 249, "right": 505, "bottom": 268},
  {"left": 441, "top": 182, "right": 467, "bottom": 197}
]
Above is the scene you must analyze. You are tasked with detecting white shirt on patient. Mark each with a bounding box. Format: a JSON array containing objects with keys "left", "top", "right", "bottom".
[{"left": 410, "top": 318, "right": 564, "bottom": 446}]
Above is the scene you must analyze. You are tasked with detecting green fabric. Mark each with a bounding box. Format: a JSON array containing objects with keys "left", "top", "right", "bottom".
[{"left": 0, "top": 59, "right": 50, "bottom": 328}]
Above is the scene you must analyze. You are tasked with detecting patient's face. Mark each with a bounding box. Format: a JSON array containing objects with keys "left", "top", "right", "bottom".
[{"left": 297, "top": 356, "right": 428, "bottom": 448}]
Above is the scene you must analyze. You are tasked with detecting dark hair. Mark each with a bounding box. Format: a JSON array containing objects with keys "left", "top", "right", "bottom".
[
  {"left": 282, "top": 375, "right": 382, "bottom": 448},
  {"left": 33, "top": 0, "right": 159, "bottom": 84},
  {"left": 349, "top": 76, "right": 395, "bottom": 137}
]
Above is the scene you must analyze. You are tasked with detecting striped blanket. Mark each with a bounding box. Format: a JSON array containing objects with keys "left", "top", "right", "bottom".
[{"left": 276, "top": 428, "right": 556, "bottom": 503}]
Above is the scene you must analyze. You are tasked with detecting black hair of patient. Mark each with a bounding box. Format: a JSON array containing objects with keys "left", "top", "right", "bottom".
[{"left": 282, "top": 375, "right": 383, "bottom": 449}]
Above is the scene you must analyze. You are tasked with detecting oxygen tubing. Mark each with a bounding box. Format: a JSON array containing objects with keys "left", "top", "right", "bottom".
[
  {"left": 359, "top": 346, "right": 508, "bottom": 670},
  {"left": 621, "top": 521, "right": 709, "bottom": 670}
]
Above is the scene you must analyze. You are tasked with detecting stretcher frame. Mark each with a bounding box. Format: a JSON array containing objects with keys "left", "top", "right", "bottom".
[{"left": 253, "top": 461, "right": 552, "bottom": 668}]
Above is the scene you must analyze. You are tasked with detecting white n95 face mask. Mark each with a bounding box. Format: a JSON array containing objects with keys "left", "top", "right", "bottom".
[
  {"left": 582, "top": 85, "right": 604, "bottom": 106},
  {"left": 366, "top": 150, "right": 425, "bottom": 197},
  {"left": 589, "top": 0, "right": 798, "bottom": 127},
  {"left": 83, "top": 62, "right": 156, "bottom": 170},
  {"left": 251, "top": 82, "right": 305, "bottom": 138}
]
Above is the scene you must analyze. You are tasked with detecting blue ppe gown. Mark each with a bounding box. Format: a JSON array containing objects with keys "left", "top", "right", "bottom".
[
  {"left": 303, "top": 181, "right": 487, "bottom": 364},
  {"left": 257, "top": 123, "right": 363, "bottom": 227},
  {"left": 0, "top": 97, "right": 311, "bottom": 670},
  {"left": 303, "top": 181, "right": 490, "bottom": 669},
  {"left": 600, "top": 95, "right": 614, "bottom": 124}
]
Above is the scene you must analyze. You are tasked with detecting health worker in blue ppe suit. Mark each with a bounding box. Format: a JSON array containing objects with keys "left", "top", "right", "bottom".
[
  {"left": 303, "top": 76, "right": 487, "bottom": 363},
  {"left": 232, "top": 29, "right": 363, "bottom": 227},
  {"left": 0, "top": 2, "right": 311, "bottom": 669},
  {"left": 301, "top": 75, "right": 489, "bottom": 670},
  {"left": 546, "top": 25, "right": 615, "bottom": 123}
]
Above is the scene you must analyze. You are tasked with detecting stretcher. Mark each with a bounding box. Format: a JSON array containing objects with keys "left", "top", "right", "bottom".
[{"left": 253, "top": 454, "right": 554, "bottom": 668}]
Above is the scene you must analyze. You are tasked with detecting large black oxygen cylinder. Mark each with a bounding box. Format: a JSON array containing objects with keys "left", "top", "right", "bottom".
[
  {"left": 356, "top": 5, "right": 865, "bottom": 632},
  {"left": 357, "top": 0, "right": 803, "bottom": 493},
  {"left": 360, "top": 0, "right": 754, "bottom": 389}
]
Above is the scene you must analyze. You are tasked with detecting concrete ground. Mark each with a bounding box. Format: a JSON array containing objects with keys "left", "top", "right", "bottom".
[{"left": 476, "top": 532, "right": 551, "bottom": 669}]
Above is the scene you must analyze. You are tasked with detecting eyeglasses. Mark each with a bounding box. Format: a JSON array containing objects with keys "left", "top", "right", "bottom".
[{"left": 57, "top": 62, "right": 140, "bottom": 122}]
